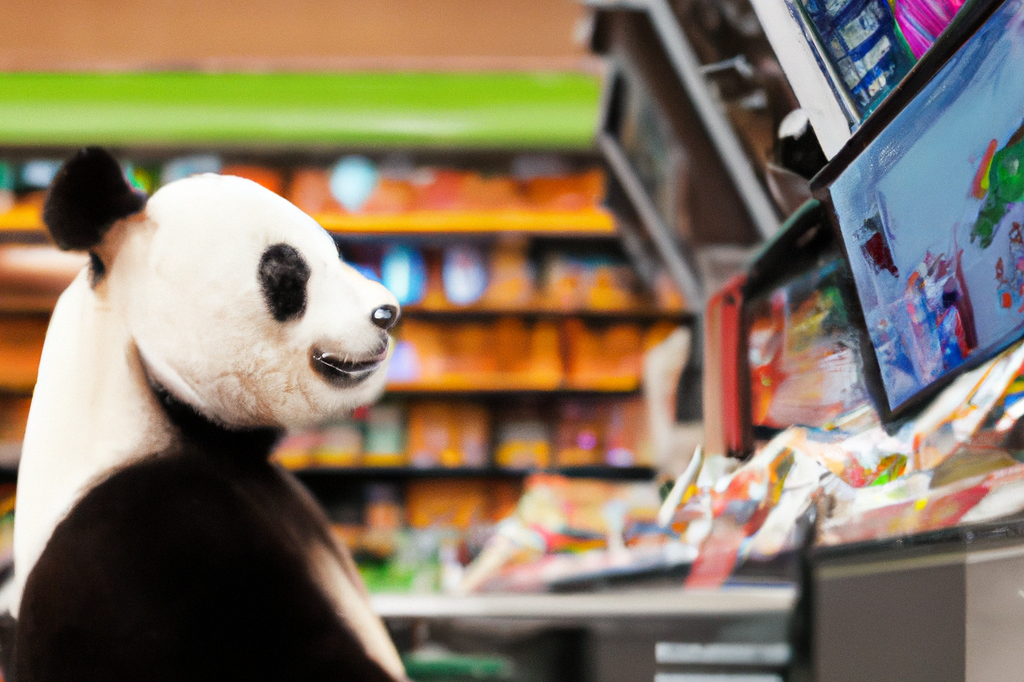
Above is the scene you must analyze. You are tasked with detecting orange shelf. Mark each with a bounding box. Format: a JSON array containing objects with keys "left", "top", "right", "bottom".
[
  {"left": 387, "top": 376, "right": 561, "bottom": 393},
  {"left": 0, "top": 378, "right": 644, "bottom": 398},
  {"left": 0, "top": 205, "right": 617, "bottom": 239},
  {"left": 0, "top": 316, "right": 48, "bottom": 395},
  {"left": 314, "top": 208, "right": 616, "bottom": 236},
  {"left": 401, "top": 304, "right": 690, "bottom": 319},
  {"left": 385, "top": 377, "right": 640, "bottom": 394},
  {"left": 562, "top": 376, "right": 642, "bottom": 392},
  {"left": 0, "top": 205, "right": 45, "bottom": 233}
]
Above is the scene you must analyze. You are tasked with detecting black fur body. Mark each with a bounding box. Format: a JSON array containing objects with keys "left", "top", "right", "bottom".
[{"left": 9, "top": 389, "right": 400, "bottom": 682}]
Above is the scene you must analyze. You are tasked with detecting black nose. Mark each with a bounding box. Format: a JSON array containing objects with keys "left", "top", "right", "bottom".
[{"left": 370, "top": 305, "right": 399, "bottom": 330}]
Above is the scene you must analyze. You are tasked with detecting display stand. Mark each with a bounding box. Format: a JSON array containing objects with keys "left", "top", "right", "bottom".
[
  {"left": 739, "top": 0, "right": 1024, "bottom": 678},
  {"left": 587, "top": 0, "right": 1024, "bottom": 679}
]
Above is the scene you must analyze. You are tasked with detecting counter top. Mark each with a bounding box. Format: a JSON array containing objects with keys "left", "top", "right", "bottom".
[{"left": 369, "top": 586, "right": 797, "bottom": 620}]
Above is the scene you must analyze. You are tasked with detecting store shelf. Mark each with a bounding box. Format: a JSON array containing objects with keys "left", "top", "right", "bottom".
[
  {"left": 0, "top": 205, "right": 618, "bottom": 241},
  {"left": 0, "top": 72, "right": 601, "bottom": 150},
  {"left": 0, "top": 458, "right": 659, "bottom": 482},
  {"left": 384, "top": 379, "right": 641, "bottom": 396},
  {"left": 587, "top": 0, "right": 780, "bottom": 241},
  {"left": 401, "top": 305, "right": 692, "bottom": 322},
  {"left": 369, "top": 585, "right": 797, "bottom": 620},
  {"left": 317, "top": 208, "right": 616, "bottom": 238},
  {"left": 0, "top": 205, "right": 44, "bottom": 231},
  {"left": 289, "top": 465, "right": 658, "bottom": 481}
]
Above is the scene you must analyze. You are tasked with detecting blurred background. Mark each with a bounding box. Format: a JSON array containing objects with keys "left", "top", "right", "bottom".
[
  {"left": 0, "top": 0, "right": 594, "bottom": 71},
  {"left": 5, "top": 0, "right": 1013, "bottom": 680}
]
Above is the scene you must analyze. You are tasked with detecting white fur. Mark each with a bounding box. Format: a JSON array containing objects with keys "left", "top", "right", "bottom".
[
  {"left": 6, "top": 264, "right": 174, "bottom": 615},
  {"left": 6, "top": 175, "right": 402, "bottom": 675}
]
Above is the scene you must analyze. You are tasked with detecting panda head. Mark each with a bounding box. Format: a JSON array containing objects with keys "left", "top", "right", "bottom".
[{"left": 43, "top": 148, "right": 400, "bottom": 431}]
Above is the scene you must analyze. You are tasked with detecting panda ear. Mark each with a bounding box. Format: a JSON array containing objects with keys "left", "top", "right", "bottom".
[{"left": 42, "top": 147, "right": 148, "bottom": 251}]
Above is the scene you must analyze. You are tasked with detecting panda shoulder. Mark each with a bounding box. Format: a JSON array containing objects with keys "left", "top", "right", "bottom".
[
  {"left": 38, "top": 452, "right": 285, "bottom": 561},
  {"left": 29, "top": 454, "right": 276, "bottom": 569},
  {"left": 17, "top": 454, "right": 405, "bottom": 682}
]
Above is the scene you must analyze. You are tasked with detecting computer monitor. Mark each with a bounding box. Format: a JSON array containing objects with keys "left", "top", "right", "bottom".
[{"left": 815, "top": 0, "right": 1024, "bottom": 418}]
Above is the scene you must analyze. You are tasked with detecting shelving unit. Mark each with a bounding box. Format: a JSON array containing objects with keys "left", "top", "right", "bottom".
[{"left": 291, "top": 465, "right": 658, "bottom": 482}]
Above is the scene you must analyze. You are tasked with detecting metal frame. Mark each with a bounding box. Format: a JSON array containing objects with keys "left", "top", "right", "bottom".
[
  {"left": 598, "top": 129, "right": 705, "bottom": 307},
  {"left": 587, "top": 0, "right": 781, "bottom": 241}
]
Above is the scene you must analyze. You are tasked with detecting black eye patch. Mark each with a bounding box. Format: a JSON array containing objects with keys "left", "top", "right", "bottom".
[{"left": 258, "top": 243, "right": 310, "bottom": 322}]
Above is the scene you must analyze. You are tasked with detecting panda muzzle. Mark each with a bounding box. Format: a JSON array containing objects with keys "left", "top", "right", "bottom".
[{"left": 310, "top": 347, "right": 388, "bottom": 387}]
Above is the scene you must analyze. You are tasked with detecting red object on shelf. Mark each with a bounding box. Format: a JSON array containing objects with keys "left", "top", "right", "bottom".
[{"left": 703, "top": 274, "right": 751, "bottom": 458}]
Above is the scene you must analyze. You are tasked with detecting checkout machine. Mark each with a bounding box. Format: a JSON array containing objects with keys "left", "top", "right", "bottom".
[
  {"left": 384, "top": 1, "right": 1024, "bottom": 680},
  {"left": 696, "top": 0, "right": 1024, "bottom": 677},
  {"left": 383, "top": 1, "right": 1024, "bottom": 680}
]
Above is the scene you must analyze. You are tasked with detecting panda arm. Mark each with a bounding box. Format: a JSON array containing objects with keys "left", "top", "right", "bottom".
[{"left": 15, "top": 455, "right": 401, "bottom": 682}]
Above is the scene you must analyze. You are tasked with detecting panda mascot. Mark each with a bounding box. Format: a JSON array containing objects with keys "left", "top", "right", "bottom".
[{"left": 0, "top": 148, "right": 408, "bottom": 682}]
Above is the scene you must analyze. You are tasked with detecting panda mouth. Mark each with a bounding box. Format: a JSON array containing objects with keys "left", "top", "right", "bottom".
[{"left": 311, "top": 347, "right": 388, "bottom": 387}]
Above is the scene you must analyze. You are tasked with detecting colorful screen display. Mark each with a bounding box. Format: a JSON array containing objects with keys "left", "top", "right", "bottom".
[
  {"left": 830, "top": 0, "right": 1024, "bottom": 411},
  {"left": 747, "top": 257, "right": 872, "bottom": 429}
]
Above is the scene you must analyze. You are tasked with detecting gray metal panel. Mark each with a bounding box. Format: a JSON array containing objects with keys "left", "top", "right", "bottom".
[
  {"left": 965, "top": 545, "right": 1024, "bottom": 682},
  {"left": 587, "top": 615, "right": 792, "bottom": 682},
  {"left": 814, "top": 558, "right": 965, "bottom": 682}
]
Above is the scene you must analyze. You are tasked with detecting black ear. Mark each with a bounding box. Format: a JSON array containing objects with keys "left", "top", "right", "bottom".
[{"left": 42, "top": 147, "right": 148, "bottom": 251}]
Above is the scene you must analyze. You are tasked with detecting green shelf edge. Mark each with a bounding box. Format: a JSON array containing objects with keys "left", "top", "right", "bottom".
[{"left": 0, "top": 72, "right": 601, "bottom": 149}]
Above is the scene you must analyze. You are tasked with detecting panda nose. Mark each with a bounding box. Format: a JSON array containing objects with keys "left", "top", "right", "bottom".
[{"left": 371, "top": 305, "right": 399, "bottom": 330}]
